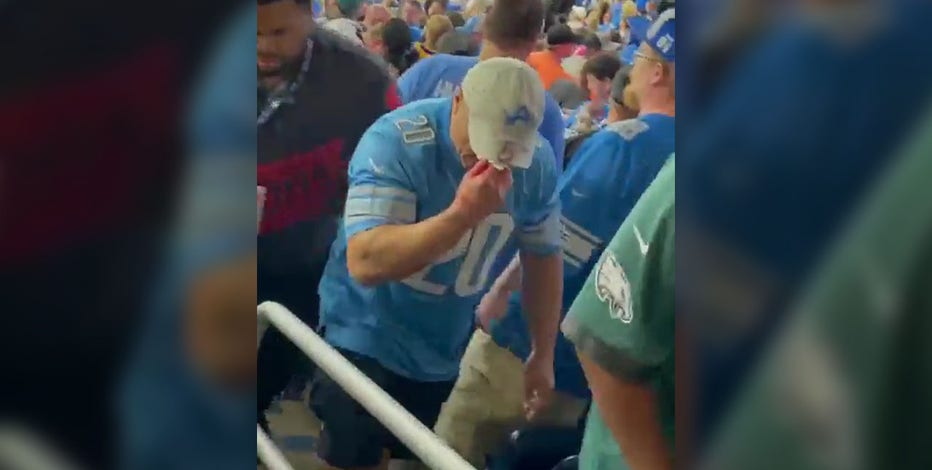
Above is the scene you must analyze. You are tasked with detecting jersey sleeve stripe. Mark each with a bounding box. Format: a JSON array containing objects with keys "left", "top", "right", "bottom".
[
  {"left": 562, "top": 217, "right": 602, "bottom": 246},
  {"left": 562, "top": 250, "right": 584, "bottom": 268},
  {"left": 561, "top": 216, "right": 603, "bottom": 267},
  {"left": 518, "top": 210, "right": 563, "bottom": 255},
  {"left": 562, "top": 233, "right": 598, "bottom": 268},
  {"left": 343, "top": 197, "right": 416, "bottom": 225},
  {"left": 347, "top": 184, "right": 416, "bottom": 203}
]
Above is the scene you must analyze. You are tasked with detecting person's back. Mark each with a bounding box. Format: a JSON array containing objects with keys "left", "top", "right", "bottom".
[
  {"left": 528, "top": 24, "right": 579, "bottom": 89},
  {"left": 517, "top": 115, "right": 675, "bottom": 331},
  {"left": 527, "top": 49, "right": 573, "bottom": 89},
  {"left": 398, "top": 53, "right": 476, "bottom": 101}
]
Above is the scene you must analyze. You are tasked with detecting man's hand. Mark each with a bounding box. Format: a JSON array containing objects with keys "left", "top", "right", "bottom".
[
  {"left": 523, "top": 349, "right": 555, "bottom": 421},
  {"left": 450, "top": 160, "right": 512, "bottom": 228},
  {"left": 477, "top": 287, "right": 511, "bottom": 331}
]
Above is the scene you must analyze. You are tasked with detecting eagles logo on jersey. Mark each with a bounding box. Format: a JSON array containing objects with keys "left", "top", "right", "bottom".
[{"left": 595, "top": 251, "right": 633, "bottom": 323}]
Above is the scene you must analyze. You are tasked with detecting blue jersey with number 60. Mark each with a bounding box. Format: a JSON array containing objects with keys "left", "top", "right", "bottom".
[{"left": 318, "top": 98, "right": 562, "bottom": 382}]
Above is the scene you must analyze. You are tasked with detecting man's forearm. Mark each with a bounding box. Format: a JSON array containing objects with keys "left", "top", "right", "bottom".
[
  {"left": 347, "top": 208, "right": 470, "bottom": 285},
  {"left": 490, "top": 255, "right": 522, "bottom": 294},
  {"left": 579, "top": 353, "right": 672, "bottom": 470},
  {"left": 520, "top": 252, "right": 562, "bottom": 356}
]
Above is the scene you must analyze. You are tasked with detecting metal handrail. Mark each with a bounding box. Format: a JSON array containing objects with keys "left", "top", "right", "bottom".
[
  {"left": 256, "top": 301, "right": 474, "bottom": 470},
  {"left": 256, "top": 425, "right": 293, "bottom": 470}
]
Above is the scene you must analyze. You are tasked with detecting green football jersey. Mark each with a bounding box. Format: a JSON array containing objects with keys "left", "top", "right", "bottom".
[
  {"left": 704, "top": 107, "right": 932, "bottom": 470},
  {"left": 562, "top": 157, "right": 675, "bottom": 470}
]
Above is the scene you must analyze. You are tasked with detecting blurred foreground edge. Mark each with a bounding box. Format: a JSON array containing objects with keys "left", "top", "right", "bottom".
[{"left": 0, "top": 1, "right": 249, "bottom": 468}]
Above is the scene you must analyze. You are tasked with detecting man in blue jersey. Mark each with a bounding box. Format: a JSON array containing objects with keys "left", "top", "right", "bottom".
[
  {"left": 397, "top": 0, "right": 567, "bottom": 164},
  {"left": 312, "top": 58, "right": 564, "bottom": 470},
  {"left": 434, "top": 11, "right": 675, "bottom": 467}
]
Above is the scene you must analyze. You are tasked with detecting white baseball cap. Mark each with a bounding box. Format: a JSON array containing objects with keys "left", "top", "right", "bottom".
[
  {"left": 460, "top": 57, "right": 545, "bottom": 169},
  {"left": 323, "top": 18, "right": 363, "bottom": 46}
]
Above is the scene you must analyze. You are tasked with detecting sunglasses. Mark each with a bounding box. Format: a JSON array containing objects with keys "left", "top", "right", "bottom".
[{"left": 634, "top": 51, "right": 664, "bottom": 64}]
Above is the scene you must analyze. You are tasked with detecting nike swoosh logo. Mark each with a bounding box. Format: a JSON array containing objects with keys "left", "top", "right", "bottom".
[
  {"left": 571, "top": 189, "right": 587, "bottom": 198},
  {"left": 634, "top": 226, "right": 649, "bottom": 255},
  {"left": 369, "top": 158, "right": 384, "bottom": 175}
]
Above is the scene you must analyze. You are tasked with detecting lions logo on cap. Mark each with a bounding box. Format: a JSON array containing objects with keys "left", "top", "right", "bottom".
[
  {"left": 505, "top": 106, "right": 531, "bottom": 126},
  {"left": 656, "top": 34, "right": 673, "bottom": 54},
  {"left": 595, "top": 251, "right": 633, "bottom": 323}
]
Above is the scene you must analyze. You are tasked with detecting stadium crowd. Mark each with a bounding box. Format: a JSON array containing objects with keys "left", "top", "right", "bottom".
[{"left": 257, "top": 0, "right": 675, "bottom": 468}]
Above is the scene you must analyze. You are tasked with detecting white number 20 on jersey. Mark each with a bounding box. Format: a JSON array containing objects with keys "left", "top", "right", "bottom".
[{"left": 402, "top": 214, "right": 515, "bottom": 297}]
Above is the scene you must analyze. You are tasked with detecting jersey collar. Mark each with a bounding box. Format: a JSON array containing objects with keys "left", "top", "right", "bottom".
[{"left": 435, "top": 98, "right": 458, "bottom": 159}]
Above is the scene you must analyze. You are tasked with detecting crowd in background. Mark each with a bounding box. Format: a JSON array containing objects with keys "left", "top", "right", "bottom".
[{"left": 316, "top": 0, "right": 666, "bottom": 138}]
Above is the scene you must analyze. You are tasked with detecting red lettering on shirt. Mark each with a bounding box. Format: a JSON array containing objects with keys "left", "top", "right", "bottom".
[
  {"left": 385, "top": 83, "right": 402, "bottom": 111},
  {"left": 257, "top": 139, "right": 347, "bottom": 234}
]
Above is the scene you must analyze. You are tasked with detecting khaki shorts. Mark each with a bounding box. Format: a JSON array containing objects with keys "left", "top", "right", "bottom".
[{"left": 434, "top": 329, "right": 587, "bottom": 467}]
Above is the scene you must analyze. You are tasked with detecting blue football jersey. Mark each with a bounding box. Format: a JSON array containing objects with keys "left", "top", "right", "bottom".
[
  {"left": 398, "top": 54, "right": 567, "bottom": 165},
  {"left": 409, "top": 25, "right": 423, "bottom": 42},
  {"left": 319, "top": 98, "right": 562, "bottom": 382},
  {"left": 490, "top": 114, "right": 675, "bottom": 398}
]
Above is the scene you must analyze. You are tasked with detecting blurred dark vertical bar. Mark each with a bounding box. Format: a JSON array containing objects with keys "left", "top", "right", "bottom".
[
  {"left": 0, "top": 0, "right": 246, "bottom": 468},
  {"left": 678, "top": 0, "right": 932, "bottom": 467}
]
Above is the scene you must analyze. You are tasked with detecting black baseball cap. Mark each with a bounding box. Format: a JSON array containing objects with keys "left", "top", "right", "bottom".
[
  {"left": 581, "top": 32, "right": 601, "bottom": 51},
  {"left": 550, "top": 78, "right": 588, "bottom": 110},
  {"left": 546, "top": 24, "right": 580, "bottom": 47}
]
